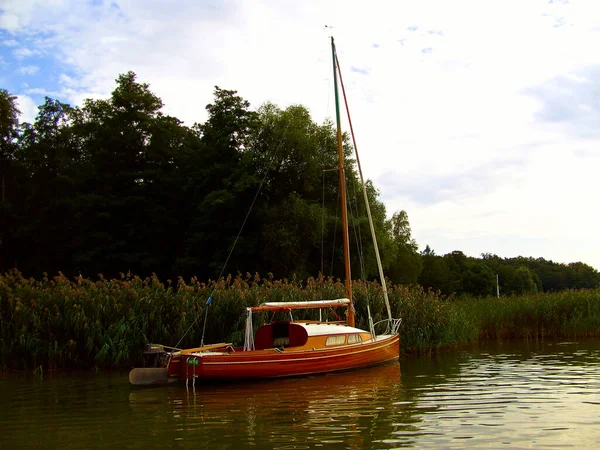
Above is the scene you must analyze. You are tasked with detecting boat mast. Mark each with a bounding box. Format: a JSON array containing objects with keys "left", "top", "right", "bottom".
[{"left": 331, "top": 37, "right": 355, "bottom": 327}]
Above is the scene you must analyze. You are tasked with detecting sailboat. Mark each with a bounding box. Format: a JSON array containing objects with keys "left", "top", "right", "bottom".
[{"left": 129, "top": 38, "right": 401, "bottom": 386}]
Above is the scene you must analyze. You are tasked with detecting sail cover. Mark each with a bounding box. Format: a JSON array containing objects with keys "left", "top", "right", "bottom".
[{"left": 250, "top": 298, "right": 350, "bottom": 312}]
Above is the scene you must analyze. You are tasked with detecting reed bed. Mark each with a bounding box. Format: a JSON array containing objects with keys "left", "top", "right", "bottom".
[
  {"left": 1, "top": 270, "right": 599, "bottom": 370},
  {"left": 466, "top": 289, "right": 600, "bottom": 340}
]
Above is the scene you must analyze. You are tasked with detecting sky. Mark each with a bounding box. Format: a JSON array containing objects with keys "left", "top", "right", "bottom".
[{"left": 2, "top": 0, "right": 600, "bottom": 270}]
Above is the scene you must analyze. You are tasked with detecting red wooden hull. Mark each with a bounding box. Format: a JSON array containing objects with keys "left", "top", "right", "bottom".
[{"left": 168, "top": 334, "right": 399, "bottom": 381}]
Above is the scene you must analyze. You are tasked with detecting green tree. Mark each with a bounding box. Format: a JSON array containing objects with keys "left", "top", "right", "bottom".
[
  {"left": 247, "top": 101, "right": 394, "bottom": 281},
  {"left": 387, "top": 210, "right": 422, "bottom": 284},
  {"left": 418, "top": 245, "right": 451, "bottom": 293},
  {"left": 442, "top": 251, "right": 468, "bottom": 294},
  {"left": 176, "top": 87, "right": 261, "bottom": 279},
  {"left": 251, "top": 103, "right": 344, "bottom": 278},
  {"left": 514, "top": 266, "right": 538, "bottom": 294},
  {"left": 0, "top": 89, "right": 20, "bottom": 160},
  {"left": 462, "top": 261, "right": 495, "bottom": 297},
  {"left": 0, "top": 89, "right": 21, "bottom": 272},
  {"left": 69, "top": 72, "right": 172, "bottom": 275},
  {"left": 11, "top": 97, "right": 82, "bottom": 275},
  {"left": 355, "top": 180, "right": 396, "bottom": 281},
  {"left": 566, "top": 262, "right": 599, "bottom": 289}
]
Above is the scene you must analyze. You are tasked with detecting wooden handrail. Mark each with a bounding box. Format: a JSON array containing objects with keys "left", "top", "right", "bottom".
[{"left": 179, "top": 343, "right": 233, "bottom": 354}]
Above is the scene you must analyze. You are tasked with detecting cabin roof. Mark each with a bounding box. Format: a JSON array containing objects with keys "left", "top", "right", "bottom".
[{"left": 294, "top": 322, "right": 368, "bottom": 337}]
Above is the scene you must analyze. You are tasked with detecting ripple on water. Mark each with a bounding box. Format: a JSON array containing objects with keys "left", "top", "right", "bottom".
[
  {"left": 2, "top": 341, "right": 600, "bottom": 448},
  {"left": 388, "top": 341, "right": 600, "bottom": 448}
]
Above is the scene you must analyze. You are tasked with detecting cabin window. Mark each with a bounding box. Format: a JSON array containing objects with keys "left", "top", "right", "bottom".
[
  {"left": 325, "top": 335, "right": 346, "bottom": 346},
  {"left": 348, "top": 334, "right": 362, "bottom": 344}
]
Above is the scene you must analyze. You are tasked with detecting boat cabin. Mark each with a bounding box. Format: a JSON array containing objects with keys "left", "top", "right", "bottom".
[
  {"left": 254, "top": 322, "right": 306, "bottom": 349},
  {"left": 253, "top": 321, "right": 372, "bottom": 351},
  {"left": 247, "top": 299, "right": 372, "bottom": 351}
]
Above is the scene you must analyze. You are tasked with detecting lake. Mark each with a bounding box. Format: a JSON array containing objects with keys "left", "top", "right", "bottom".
[{"left": 1, "top": 339, "right": 599, "bottom": 449}]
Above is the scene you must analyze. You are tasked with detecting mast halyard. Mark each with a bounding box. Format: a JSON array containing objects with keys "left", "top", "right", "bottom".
[{"left": 331, "top": 36, "right": 355, "bottom": 327}]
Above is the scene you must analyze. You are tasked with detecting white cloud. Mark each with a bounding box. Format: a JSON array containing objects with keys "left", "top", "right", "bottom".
[
  {"left": 13, "top": 47, "right": 40, "bottom": 59},
  {"left": 2, "top": 39, "right": 19, "bottom": 47},
  {"left": 19, "top": 65, "right": 39, "bottom": 75},
  {"left": 0, "top": 0, "right": 65, "bottom": 31},
  {"left": 0, "top": 13, "right": 20, "bottom": 31},
  {"left": 4, "top": 0, "right": 600, "bottom": 269},
  {"left": 15, "top": 94, "right": 38, "bottom": 123}
]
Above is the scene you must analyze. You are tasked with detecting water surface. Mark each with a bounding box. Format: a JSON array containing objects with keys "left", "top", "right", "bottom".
[{"left": 1, "top": 339, "right": 599, "bottom": 449}]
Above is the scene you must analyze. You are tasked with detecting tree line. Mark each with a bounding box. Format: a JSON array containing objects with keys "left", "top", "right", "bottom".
[{"left": 1, "top": 73, "right": 598, "bottom": 296}]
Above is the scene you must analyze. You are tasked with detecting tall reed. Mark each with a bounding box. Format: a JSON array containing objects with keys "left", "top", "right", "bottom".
[{"left": 1, "top": 270, "right": 599, "bottom": 370}]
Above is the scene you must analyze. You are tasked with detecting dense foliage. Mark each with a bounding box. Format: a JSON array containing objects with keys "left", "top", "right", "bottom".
[
  {"left": 1, "top": 270, "right": 599, "bottom": 370},
  {"left": 1, "top": 74, "right": 399, "bottom": 284},
  {"left": 418, "top": 248, "right": 600, "bottom": 296},
  {"left": 1, "top": 74, "right": 599, "bottom": 296}
]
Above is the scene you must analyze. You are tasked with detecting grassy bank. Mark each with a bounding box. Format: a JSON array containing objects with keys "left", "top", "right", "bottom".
[{"left": 1, "top": 270, "right": 600, "bottom": 370}]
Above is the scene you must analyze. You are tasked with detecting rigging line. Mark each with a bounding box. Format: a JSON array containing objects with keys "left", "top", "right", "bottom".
[
  {"left": 320, "top": 34, "right": 333, "bottom": 277},
  {"left": 343, "top": 165, "right": 372, "bottom": 332},
  {"left": 329, "top": 186, "right": 340, "bottom": 277},
  {"left": 173, "top": 303, "right": 206, "bottom": 351},
  {"left": 326, "top": 72, "right": 332, "bottom": 124},
  {"left": 176, "top": 119, "right": 292, "bottom": 349},
  {"left": 320, "top": 167, "right": 337, "bottom": 276},
  {"left": 347, "top": 175, "right": 367, "bottom": 281},
  {"left": 321, "top": 170, "right": 325, "bottom": 276},
  {"left": 335, "top": 51, "right": 393, "bottom": 323}
]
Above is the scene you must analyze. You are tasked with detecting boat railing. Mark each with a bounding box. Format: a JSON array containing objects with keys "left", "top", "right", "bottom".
[{"left": 371, "top": 317, "right": 402, "bottom": 336}]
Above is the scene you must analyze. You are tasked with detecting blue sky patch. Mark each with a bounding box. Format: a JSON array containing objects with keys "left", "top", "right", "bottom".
[
  {"left": 0, "top": 28, "right": 78, "bottom": 113},
  {"left": 350, "top": 66, "right": 369, "bottom": 75}
]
